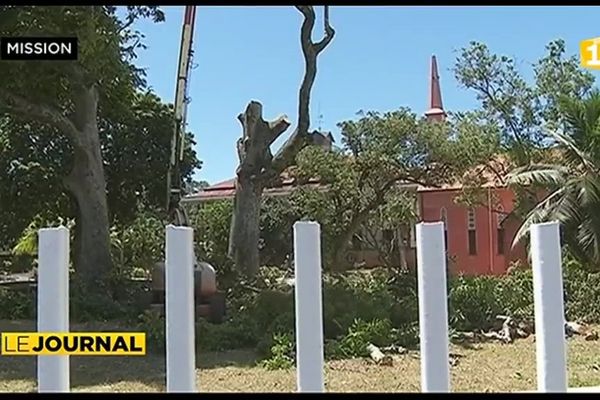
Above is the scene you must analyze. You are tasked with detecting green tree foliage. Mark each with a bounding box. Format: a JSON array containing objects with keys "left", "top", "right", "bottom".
[
  {"left": 454, "top": 39, "right": 600, "bottom": 265},
  {"left": 453, "top": 39, "right": 595, "bottom": 213},
  {"left": 291, "top": 108, "right": 499, "bottom": 267},
  {"left": 0, "top": 118, "right": 70, "bottom": 247},
  {"left": 0, "top": 8, "right": 200, "bottom": 290},
  {"left": 0, "top": 6, "right": 166, "bottom": 288},
  {"left": 0, "top": 93, "right": 200, "bottom": 247},
  {"left": 454, "top": 39, "right": 594, "bottom": 163},
  {"left": 103, "top": 92, "right": 200, "bottom": 225},
  {"left": 508, "top": 90, "right": 600, "bottom": 268}
]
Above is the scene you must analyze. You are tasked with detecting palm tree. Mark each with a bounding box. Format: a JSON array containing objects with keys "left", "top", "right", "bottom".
[{"left": 507, "top": 89, "right": 600, "bottom": 268}]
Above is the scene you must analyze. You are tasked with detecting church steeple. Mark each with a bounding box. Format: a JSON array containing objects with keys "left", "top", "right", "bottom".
[{"left": 425, "top": 55, "right": 446, "bottom": 122}]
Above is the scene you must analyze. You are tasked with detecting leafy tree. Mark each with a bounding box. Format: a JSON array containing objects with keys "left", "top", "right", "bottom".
[
  {"left": 103, "top": 91, "right": 200, "bottom": 225},
  {"left": 0, "top": 118, "right": 71, "bottom": 248},
  {"left": 292, "top": 108, "right": 500, "bottom": 267},
  {"left": 358, "top": 189, "right": 417, "bottom": 269},
  {"left": 507, "top": 90, "right": 600, "bottom": 269},
  {"left": 0, "top": 6, "right": 177, "bottom": 294},
  {"left": 0, "top": 93, "right": 199, "bottom": 253},
  {"left": 452, "top": 39, "right": 595, "bottom": 214}
]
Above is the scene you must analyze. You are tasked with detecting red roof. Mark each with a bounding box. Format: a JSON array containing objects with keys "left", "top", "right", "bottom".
[{"left": 183, "top": 176, "right": 324, "bottom": 202}]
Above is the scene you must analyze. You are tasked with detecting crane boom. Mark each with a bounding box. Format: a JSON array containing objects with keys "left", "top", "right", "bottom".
[
  {"left": 167, "top": 5, "right": 197, "bottom": 226},
  {"left": 152, "top": 6, "right": 226, "bottom": 326}
]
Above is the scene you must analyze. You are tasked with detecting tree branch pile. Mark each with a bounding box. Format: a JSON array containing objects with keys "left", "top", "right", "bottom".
[{"left": 452, "top": 315, "right": 599, "bottom": 345}]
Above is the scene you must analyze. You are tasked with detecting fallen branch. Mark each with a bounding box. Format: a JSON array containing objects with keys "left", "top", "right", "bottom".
[
  {"left": 367, "top": 343, "right": 393, "bottom": 366},
  {"left": 454, "top": 316, "right": 593, "bottom": 345}
]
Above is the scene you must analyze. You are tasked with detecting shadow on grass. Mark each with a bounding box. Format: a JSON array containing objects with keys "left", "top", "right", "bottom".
[{"left": 0, "top": 319, "right": 259, "bottom": 390}]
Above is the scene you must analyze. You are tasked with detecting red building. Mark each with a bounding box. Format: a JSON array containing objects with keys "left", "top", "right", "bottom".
[
  {"left": 418, "top": 185, "right": 526, "bottom": 276},
  {"left": 185, "top": 55, "right": 528, "bottom": 276},
  {"left": 416, "top": 56, "right": 527, "bottom": 275}
]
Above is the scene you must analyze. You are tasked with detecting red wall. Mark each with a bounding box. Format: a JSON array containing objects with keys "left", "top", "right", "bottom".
[{"left": 419, "top": 187, "right": 526, "bottom": 276}]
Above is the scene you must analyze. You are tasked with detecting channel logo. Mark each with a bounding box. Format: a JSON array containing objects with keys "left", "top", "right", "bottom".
[
  {"left": 0, "top": 332, "right": 146, "bottom": 356},
  {"left": 580, "top": 37, "right": 600, "bottom": 70}
]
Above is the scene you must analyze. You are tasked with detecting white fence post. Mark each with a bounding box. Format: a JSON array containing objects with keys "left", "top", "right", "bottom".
[
  {"left": 416, "top": 222, "right": 450, "bottom": 393},
  {"left": 37, "top": 226, "right": 70, "bottom": 393},
  {"left": 165, "top": 225, "right": 196, "bottom": 392},
  {"left": 530, "top": 221, "right": 567, "bottom": 392},
  {"left": 293, "top": 221, "right": 325, "bottom": 393}
]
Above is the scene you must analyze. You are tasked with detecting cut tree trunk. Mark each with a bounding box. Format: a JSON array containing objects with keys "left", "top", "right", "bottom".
[
  {"left": 228, "top": 174, "right": 263, "bottom": 276},
  {"left": 228, "top": 6, "right": 335, "bottom": 277}
]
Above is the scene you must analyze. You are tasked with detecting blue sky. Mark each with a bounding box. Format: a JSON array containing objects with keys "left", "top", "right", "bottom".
[{"left": 130, "top": 6, "right": 600, "bottom": 185}]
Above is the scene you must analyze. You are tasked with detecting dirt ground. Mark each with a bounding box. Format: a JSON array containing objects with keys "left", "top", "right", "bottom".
[{"left": 0, "top": 320, "right": 599, "bottom": 392}]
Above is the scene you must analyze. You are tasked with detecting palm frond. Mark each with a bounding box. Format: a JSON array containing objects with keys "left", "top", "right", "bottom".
[
  {"left": 506, "top": 164, "right": 568, "bottom": 187},
  {"left": 547, "top": 130, "right": 597, "bottom": 172},
  {"left": 512, "top": 186, "right": 566, "bottom": 248}
]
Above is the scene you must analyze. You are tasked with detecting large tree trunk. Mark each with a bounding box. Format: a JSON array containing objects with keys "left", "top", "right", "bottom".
[
  {"left": 64, "top": 146, "right": 112, "bottom": 289},
  {"left": 63, "top": 85, "right": 113, "bottom": 293},
  {"left": 228, "top": 174, "right": 263, "bottom": 275}
]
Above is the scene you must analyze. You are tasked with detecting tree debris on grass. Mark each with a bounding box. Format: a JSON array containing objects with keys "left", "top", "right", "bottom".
[
  {"left": 367, "top": 343, "right": 394, "bottom": 366},
  {"left": 452, "top": 315, "right": 598, "bottom": 344}
]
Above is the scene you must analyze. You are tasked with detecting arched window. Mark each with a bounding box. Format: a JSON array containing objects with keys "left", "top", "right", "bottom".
[
  {"left": 467, "top": 208, "right": 477, "bottom": 255},
  {"left": 496, "top": 205, "right": 505, "bottom": 255}
]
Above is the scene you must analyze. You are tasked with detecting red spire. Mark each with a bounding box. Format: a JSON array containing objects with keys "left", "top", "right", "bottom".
[{"left": 425, "top": 55, "right": 446, "bottom": 122}]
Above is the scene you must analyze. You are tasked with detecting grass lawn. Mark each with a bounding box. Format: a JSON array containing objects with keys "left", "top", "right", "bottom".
[{"left": 0, "top": 320, "right": 599, "bottom": 392}]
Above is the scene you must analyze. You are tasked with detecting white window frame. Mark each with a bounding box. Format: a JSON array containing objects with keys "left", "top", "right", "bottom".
[{"left": 467, "top": 208, "right": 476, "bottom": 230}]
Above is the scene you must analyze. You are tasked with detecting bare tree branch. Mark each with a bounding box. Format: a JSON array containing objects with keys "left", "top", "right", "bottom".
[
  {"left": 271, "top": 6, "right": 335, "bottom": 175},
  {"left": 315, "top": 10, "right": 335, "bottom": 53},
  {"left": 268, "top": 115, "right": 292, "bottom": 144}
]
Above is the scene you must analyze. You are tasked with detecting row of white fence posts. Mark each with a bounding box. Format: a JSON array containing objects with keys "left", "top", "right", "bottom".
[
  {"left": 35, "top": 220, "right": 567, "bottom": 393},
  {"left": 414, "top": 221, "right": 568, "bottom": 393}
]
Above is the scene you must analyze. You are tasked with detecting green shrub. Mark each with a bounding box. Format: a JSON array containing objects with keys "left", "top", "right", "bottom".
[
  {"left": 449, "top": 275, "right": 502, "bottom": 331},
  {"left": 110, "top": 207, "right": 164, "bottom": 279},
  {"left": 335, "top": 318, "right": 398, "bottom": 358},
  {"left": 496, "top": 266, "right": 534, "bottom": 319},
  {"left": 188, "top": 201, "right": 237, "bottom": 287},
  {"left": 196, "top": 316, "right": 258, "bottom": 352},
  {"left": 0, "top": 287, "right": 35, "bottom": 319},
  {"left": 260, "top": 332, "right": 295, "bottom": 370},
  {"left": 137, "top": 310, "right": 165, "bottom": 353},
  {"left": 563, "top": 257, "right": 600, "bottom": 323},
  {"left": 322, "top": 270, "right": 396, "bottom": 339}
]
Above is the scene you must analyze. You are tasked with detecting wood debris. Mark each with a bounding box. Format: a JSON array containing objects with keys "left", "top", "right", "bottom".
[
  {"left": 381, "top": 344, "right": 407, "bottom": 355},
  {"left": 453, "top": 316, "right": 593, "bottom": 345},
  {"left": 367, "top": 343, "right": 394, "bottom": 366}
]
